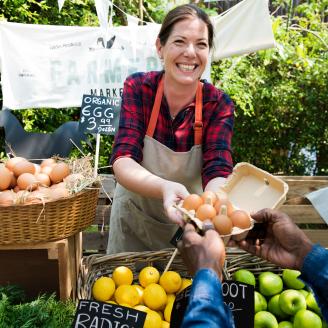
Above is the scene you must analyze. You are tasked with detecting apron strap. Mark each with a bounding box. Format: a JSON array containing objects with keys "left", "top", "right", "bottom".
[{"left": 146, "top": 76, "right": 203, "bottom": 145}]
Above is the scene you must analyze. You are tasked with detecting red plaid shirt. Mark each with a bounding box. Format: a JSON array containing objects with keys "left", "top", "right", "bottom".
[{"left": 110, "top": 71, "right": 234, "bottom": 188}]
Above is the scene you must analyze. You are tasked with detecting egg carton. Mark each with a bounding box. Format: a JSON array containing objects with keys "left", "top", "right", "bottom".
[{"left": 175, "top": 162, "right": 289, "bottom": 244}]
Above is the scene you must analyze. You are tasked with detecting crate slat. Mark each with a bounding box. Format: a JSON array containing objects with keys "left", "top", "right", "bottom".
[{"left": 281, "top": 205, "right": 326, "bottom": 224}]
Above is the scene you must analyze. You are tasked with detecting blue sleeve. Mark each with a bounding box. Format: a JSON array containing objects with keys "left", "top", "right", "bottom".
[
  {"left": 181, "top": 268, "right": 235, "bottom": 328},
  {"left": 300, "top": 244, "right": 328, "bottom": 322}
]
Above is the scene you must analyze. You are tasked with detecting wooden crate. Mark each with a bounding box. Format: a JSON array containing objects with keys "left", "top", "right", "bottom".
[
  {"left": 82, "top": 175, "right": 328, "bottom": 253},
  {"left": 0, "top": 233, "right": 82, "bottom": 301}
]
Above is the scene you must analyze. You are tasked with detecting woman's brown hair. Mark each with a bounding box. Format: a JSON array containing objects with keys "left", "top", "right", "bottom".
[{"left": 158, "top": 4, "right": 214, "bottom": 49}]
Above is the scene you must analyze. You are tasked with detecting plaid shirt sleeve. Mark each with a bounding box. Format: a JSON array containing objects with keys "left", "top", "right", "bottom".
[
  {"left": 201, "top": 85, "right": 234, "bottom": 188},
  {"left": 110, "top": 73, "right": 150, "bottom": 165}
]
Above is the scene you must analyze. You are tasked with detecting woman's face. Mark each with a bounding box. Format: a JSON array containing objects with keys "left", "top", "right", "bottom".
[{"left": 156, "top": 17, "right": 210, "bottom": 87}]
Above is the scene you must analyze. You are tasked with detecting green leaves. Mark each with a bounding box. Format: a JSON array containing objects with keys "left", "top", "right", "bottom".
[{"left": 213, "top": 3, "right": 328, "bottom": 175}]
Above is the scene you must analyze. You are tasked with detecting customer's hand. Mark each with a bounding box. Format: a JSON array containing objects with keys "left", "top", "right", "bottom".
[
  {"left": 178, "top": 221, "right": 226, "bottom": 280},
  {"left": 162, "top": 181, "right": 189, "bottom": 225},
  {"left": 233, "top": 208, "right": 313, "bottom": 270}
]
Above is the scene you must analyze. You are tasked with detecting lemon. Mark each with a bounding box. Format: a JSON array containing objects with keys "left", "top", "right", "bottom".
[
  {"left": 115, "top": 285, "right": 140, "bottom": 307},
  {"left": 112, "top": 266, "right": 134, "bottom": 286},
  {"left": 177, "top": 278, "right": 192, "bottom": 293},
  {"left": 105, "top": 300, "right": 117, "bottom": 304},
  {"left": 134, "top": 304, "right": 150, "bottom": 313},
  {"left": 157, "top": 310, "right": 164, "bottom": 320},
  {"left": 139, "top": 266, "right": 160, "bottom": 287},
  {"left": 159, "top": 271, "right": 182, "bottom": 294},
  {"left": 144, "top": 309, "right": 162, "bottom": 328},
  {"left": 162, "top": 321, "right": 170, "bottom": 328},
  {"left": 133, "top": 284, "right": 144, "bottom": 304},
  {"left": 143, "top": 283, "right": 167, "bottom": 311},
  {"left": 92, "top": 276, "right": 116, "bottom": 302},
  {"left": 167, "top": 294, "right": 176, "bottom": 304},
  {"left": 164, "top": 300, "right": 174, "bottom": 322}
]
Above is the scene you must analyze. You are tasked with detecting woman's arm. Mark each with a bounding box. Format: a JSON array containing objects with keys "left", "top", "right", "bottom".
[{"left": 113, "top": 157, "right": 189, "bottom": 224}]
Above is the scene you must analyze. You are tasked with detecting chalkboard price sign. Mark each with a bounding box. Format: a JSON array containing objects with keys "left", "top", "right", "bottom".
[
  {"left": 80, "top": 94, "right": 121, "bottom": 135},
  {"left": 72, "top": 300, "right": 146, "bottom": 328},
  {"left": 170, "top": 280, "right": 254, "bottom": 328}
]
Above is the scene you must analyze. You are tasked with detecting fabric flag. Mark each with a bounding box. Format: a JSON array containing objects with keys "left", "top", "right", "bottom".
[{"left": 211, "top": 0, "right": 275, "bottom": 60}]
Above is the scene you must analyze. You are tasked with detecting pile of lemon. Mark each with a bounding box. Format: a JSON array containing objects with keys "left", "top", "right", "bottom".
[{"left": 92, "top": 266, "right": 192, "bottom": 328}]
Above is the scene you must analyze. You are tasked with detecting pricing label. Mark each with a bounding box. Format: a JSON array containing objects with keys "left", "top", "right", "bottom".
[{"left": 79, "top": 94, "right": 121, "bottom": 135}]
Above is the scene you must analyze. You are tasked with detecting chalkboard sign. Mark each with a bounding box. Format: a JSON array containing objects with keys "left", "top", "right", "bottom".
[
  {"left": 170, "top": 280, "right": 254, "bottom": 328},
  {"left": 72, "top": 300, "right": 146, "bottom": 328},
  {"left": 80, "top": 94, "right": 121, "bottom": 135}
]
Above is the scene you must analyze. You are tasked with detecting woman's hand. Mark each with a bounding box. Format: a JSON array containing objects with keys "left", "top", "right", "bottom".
[{"left": 161, "top": 181, "right": 189, "bottom": 225}]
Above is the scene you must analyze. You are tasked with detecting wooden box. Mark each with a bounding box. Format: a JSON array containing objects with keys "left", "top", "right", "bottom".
[{"left": 0, "top": 233, "right": 82, "bottom": 301}]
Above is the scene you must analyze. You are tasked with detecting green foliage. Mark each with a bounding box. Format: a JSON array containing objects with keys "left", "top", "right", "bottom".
[
  {"left": 0, "top": 292, "right": 75, "bottom": 328},
  {"left": 0, "top": 0, "right": 327, "bottom": 175},
  {"left": 212, "top": 4, "right": 328, "bottom": 175}
]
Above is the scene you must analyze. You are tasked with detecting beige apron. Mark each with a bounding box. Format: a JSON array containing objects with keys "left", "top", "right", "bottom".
[{"left": 107, "top": 79, "right": 204, "bottom": 254}]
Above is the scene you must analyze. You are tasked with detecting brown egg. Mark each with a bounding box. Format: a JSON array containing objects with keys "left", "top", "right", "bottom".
[
  {"left": 17, "top": 173, "right": 38, "bottom": 191},
  {"left": 200, "top": 190, "right": 217, "bottom": 205},
  {"left": 213, "top": 205, "right": 233, "bottom": 235},
  {"left": 49, "top": 187, "right": 70, "bottom": 200},
  {"left": 40, "top": 158, "right": 57, "bottom": 168},
  {"left": 230, "top": 210, "right": 251, "bottom": 229},
  {"left": 0, "top": 191, "right": 15, "bottom": 206},
  {"left": 0, "top": 165, "right": 12, "bottom": 190},
  {"left": 13, "top": 161, "right": 35, "bottom": 177},
  {"left": 35, "top": 173, "right": 51, "bottom": 187},
  {"left": 5, "top": 157, "right": 26, "bottom": 171},
  {"left": 41, "top": 165, "right": 53, "bottom": 176},
  {"left": 50, "top": 182, "right": 66, "bottom": 189},
  {"left": 9, "top": 171, "right": 17, "bottom": 189},
  {"left": 25, "top": 190, "right": 50, "bottom": 204},
  {"left": 49, "top": 162, "right": 70, "bottom": 184},
  {"left": 182, "top": 194, "right": 203, "bottom": 211},
  {"left": 195, "top": 203, "right": 216, "bottom": 221},
  {"left": 214, "top": 198, "right": 234, "bottom": 216}
]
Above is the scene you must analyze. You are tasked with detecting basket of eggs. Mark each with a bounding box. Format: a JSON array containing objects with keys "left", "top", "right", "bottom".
[
  {"left": 0, "top": 156, "right": 100, "bottom": 244},
  {"left": 176, "top": 162, "right": 289, "bottom": 243}
]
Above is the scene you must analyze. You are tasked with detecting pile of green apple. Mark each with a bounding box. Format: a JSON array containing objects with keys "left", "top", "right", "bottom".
[{"left": 233, "top": 268, "right": 327, "bottom": 328}]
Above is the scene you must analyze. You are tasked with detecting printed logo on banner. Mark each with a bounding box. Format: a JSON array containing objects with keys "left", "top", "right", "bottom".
[
  {"left": 80, "top": 94, "right": 121, "bottom": 135},
  {"left": 72, "top": 299, "right": 146, "bottom": 328},
  {"left": 170, "top": 281, "right": 254, "bottom": 327}
]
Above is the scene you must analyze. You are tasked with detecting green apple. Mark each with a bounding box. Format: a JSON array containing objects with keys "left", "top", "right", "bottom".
[
  {"left": 306, "top": 292, "right": 321, "bottom": 315},
  {"left": 299, "top": 289, "right": 309, "bottom": 299},
  {"left": 255, "top": 291, "right": 268, "bottom": 313},
  {"left": 268, "top": 294, "right": 289, "bottom": 320},
  {"left": 233, "top": 269, "right": 256, "bottom": 286},
  {"left": 254, "top": 311, "right": 278, "bottom": 328},
  {"left": 293, "top": 309, "right": 322, "bottom": 328},
  {"left": 259, "top": 272, "right": 283, "bottom": 297},
  {"left": 282, "top": 269, "right": 305, "bottom": 289},
  {"left": 278, "top": 321, "right": 293, "bottom": 328},
  {"left": 279, "top": 289, "right": 306, "bottom": 315}
]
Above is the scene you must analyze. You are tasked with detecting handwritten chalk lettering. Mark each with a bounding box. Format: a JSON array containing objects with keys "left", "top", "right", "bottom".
[
  {"left": 222, "top": 282, "right": 247, "bottom": 299},
  {"left": 97, "top": 126, "right": 116, "bottom": 133},
  {"left": 73, "top": 300, "right": 146, "bottom": 328}
]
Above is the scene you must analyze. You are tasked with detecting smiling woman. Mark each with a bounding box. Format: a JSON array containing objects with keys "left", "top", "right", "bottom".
[{"left": 107, "top": 4, "right": 235, "bottom": 254}]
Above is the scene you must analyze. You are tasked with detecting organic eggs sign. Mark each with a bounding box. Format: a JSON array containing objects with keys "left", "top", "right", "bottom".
[{"left": 80, "top": 94, "right": 121, "bottom": 135}]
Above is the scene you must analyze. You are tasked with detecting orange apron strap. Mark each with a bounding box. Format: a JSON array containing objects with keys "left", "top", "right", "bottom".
[
  {"left": 146, "top": 77, "right": 203, "bottom": 144},
  {"left": 194, "top": 82, "right": 203, "bottom": 145},
  {"left": 146, "top": 77, "right": 164, "bottom": 138}
]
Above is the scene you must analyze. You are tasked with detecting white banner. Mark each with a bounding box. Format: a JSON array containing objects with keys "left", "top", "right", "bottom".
[
  {"left": 0, "top": 22, "right": 211, "bottom": 109},
  {"left": 0, "top": 22, "right": 162, "bottom": 109}
]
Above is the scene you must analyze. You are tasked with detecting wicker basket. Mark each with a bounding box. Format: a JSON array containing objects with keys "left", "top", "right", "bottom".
[
  {"left": 78, "top": 247, "right": 282, "bottom": 301},
  {"left": 0, "top": 187, "right": 100, "bottom": 245}
]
